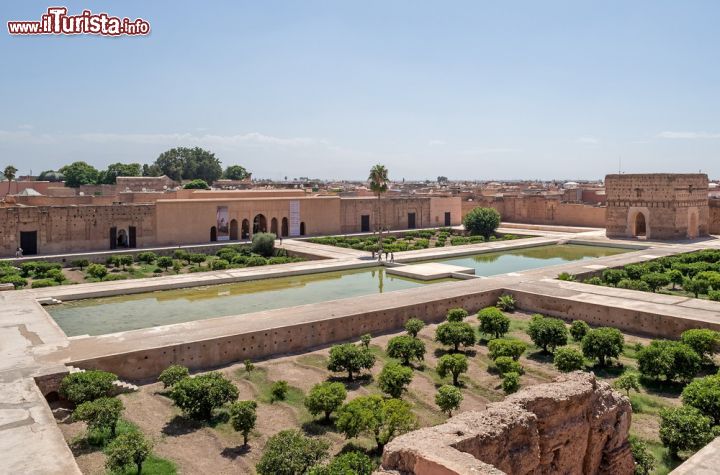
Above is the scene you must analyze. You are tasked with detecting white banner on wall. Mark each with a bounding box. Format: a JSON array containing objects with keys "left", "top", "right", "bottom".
[{"left": 289, "top": 200, "right": 300, "bottom": 236}]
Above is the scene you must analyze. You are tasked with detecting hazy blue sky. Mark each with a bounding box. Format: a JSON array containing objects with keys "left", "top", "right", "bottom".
[{"left": 2, "top": 1, "right": 719, "bottom": 180}]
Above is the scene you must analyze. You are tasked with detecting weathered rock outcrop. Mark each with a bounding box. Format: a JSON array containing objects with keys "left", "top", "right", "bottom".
[{"left": 380, "top": 372, "right": 634, "bottom": 475}]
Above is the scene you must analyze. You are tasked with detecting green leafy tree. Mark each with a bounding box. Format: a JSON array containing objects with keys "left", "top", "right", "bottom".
[
  {"left": 183, "top": 179, "right": 210, "bottom": 190},
  {"left": 3, "top": 164, "right": 18, "bottom": 195},
  {"left": 581, "top": 327, "right": 624, "bottom": 366},
  {"left": 308, "top": 451, "right": 373, "bottom": 475},
  {"left": 435, "top": 384, "right": 463, "bottom": 416},
  {"left": 614, "top": 372, "right": 641, "bottom": 396},
  {"left": 38, "top": 169, "right": 64, "bottom": 182},
  {"left": 70, "top": 259, "right": 90, "bottom": 270},
  {"left": 683, "top": 276, "right": 709, "bottom": 298},
  {"left": 435, "top": 321, "right": 476, "bottom": 352},
  {"left": 270, "top": 380, "right": 289, "bottom": 402},
  {"left": 404, "top": 318, "right": 425, "bottom": 337},
  {"left": 502, "top": 372, "right": 520, "bottom": 394},
  {"left": 327, "top": 344, "right": 375, "bottom": 381},
  {"left": 637, "top": 340, "right": 700, "bottom": 383},
  {"left": 158, "top": 365, "right": 189, "bottom": 388},
  {"left": 602, "top": 269, "right": 628, "bottom": 286},
  {"left": 104, "top": 431, "right": 152, "bottom": 475},
  {"left": 59, "top": 370, "right": 117, "bottom": 404},
  {"left": 85, "top": 263, "right": 108, "bottom": 279},
  {"left": 446, "top": 308, "right": 468, "bottom": 322},
  {"left": 527, "top": 315, "right": 568, "bottom": 353},
  {"left": 659, "top": 406, "right": 717, "bottom": 458},
  {"left": 640, "top": 272, "right": 671, "bottom": 292},
  {"left": 378, "top": 362, "right": 414, "bottom": 398},
  {"left": 477, "top": 307, "right": 511, "bottom": 338},
  {"left": 59, "top": 161, "right": 99, "bottom": 187},
  {"left": 335, "top": 395, "right": 416, "bottom": 451},
  {"left": 256, "top": 430, "right": 329, "bottom": 475},
  {"left": 223, "top": 165, "right": 250, "bottom": 180},
  {"left": 681, "top": 329, "right": 720, "bottom": 362},
  {"left": 487, "top": 339, "right": 526, "bottom": 361},
  {"left": 569, "top": 320, "right": 590, "bottom": 341},
  {"left": 154, "top": 147, "right": 222, "bottom": 182},
  {"left": 463, "top": 207, "right": 501, "bottom": 238},
  {"left": 229, "top": 400, "right": 257, "bottom": 446},
  {"left": 156, "top": 256, "right": 173, "bottom": 270},
  {"left": 360, "top": 333, "right": 372, "bottom": 349},
  {"left": 553, "top": 347, "right": 585, "bottom": 372},
  {"left": 386, "top": 335, "right": 426, "bottom": 365},
  {"left": 682, "top": 374, "right": 720, "bottom": 424},
  {"left": 73, "top": 397, "right": 123, "bottom": 436},
  {"left": 436, "top": 353, "right": 469, "bottom": 386},
  {"left": 667, "top": 269, "right": 684, "bottom": 289},
  {"left": 494, "top": 356, "right": 522, "bottom": 375},
  {"left": 629, "top": 436, "right": 656, "bottom": 475},
  {"left": 251, "top": 232, "right": 276, "bottom": 257},
  {"left": 368, "top": 164, "right": 389, "bottom": 247},
  {"left": 169, "top": 372, "right": 239, "bottom": 419},
  {"left": 304, "top": 382, "right": 347, "bottom": 422},
  {"left": 97, "top": 162, "right": 142, "bottom": 184}
]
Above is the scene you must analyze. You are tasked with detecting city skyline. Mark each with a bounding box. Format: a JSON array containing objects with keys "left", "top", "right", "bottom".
[{"left": 2, "top": 1, "right": 719, "bottom": 180}]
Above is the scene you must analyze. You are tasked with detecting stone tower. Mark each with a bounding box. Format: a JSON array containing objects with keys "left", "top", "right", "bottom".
[{"left": 605, "top": 173, "right": 709, "bottom": 239}]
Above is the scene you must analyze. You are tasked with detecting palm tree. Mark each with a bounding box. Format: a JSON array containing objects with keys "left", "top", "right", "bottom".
[
  {"left": 3, "top": 165, "right": 18, "bottom": 197},
  {"left": 368, "top": 164, "right": 389, "bottom": 249}
]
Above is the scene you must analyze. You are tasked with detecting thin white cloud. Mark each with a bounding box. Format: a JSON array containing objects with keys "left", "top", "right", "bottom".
[
  {"left": 427, "top": 139, "right": 446, "bottom": 146},
  {"left": 460, "top": 147, "right": 521, "bottom": 155},
  {"left": 17, "top": 124, "right": 34, "bottom": 130},
  {"left": 657, "top": 131, "right": 720, "bottom": 139},
  {"left": 576, "top": 136, "right": 599, "bottom": 144}
]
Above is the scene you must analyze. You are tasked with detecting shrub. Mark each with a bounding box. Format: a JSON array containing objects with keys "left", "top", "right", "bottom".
[
  {"left": 304, "top": 382, "right": 347, "bottom": 422},
  {"left": 581, "top": 327, "right": 624, "bottom": 366},
  {"left": 404, "top": 318, "right": 425, "bottom": 337},
  {"left": 557, "top": 272, "right": 576, "bottom": 281},
  {"left": 251, "top": 232, "right": 276, "bottom": 257},
  {"left": 584, "top": 276, "right": 603, "bottom": 285},
  {"left": 31, "top": 278, "right": 57, "bottom": 288},
  {"left": 156, "top": 256, "right": 173, "bottom": 270},
  {"left": 435, "top": 384, "right": 463, "bottom": 416},
  {"left": 270, "top": 380, "right": 289, "bottom": 402},
  {"left": 477, "top": 307, "right": 510, "bottom": 339},
  {"left": 45, "top": 268, "right": 66, "bottom": 283},
  {"left": 602, "top": 268, "right": 628, "bottom": 286},
  {"left": 569, "top": 320, "right": 590, "bottom": 341},
  {"left": 435, "top": 321, "right": 476, "bottom": 352},
  {"left": 496, "top": 294, "right": 516, "bottom": 312},
  {"left": 0, "top": 274, "right": 27, "bottom": 288},
  {"left": 308, "top": 451, "right": 373, "bottom": 475},
  {"left": 487, "top": 339, "right": 526, "bottom": 361},
  {"left": 502, "top": 372, "right": 520, "bottom": 394},
  {"left": 211, "top": 258, "right": 229, "bottom": 270},
  {"left": 553, "top": 347, "right": 585, "bottom": 372},
  {"left": 659, "top": 405, "right": 717, "bottom": 458},
  {"left": 683, "top": 276, "right": 709, "bottom": 298},
  {"left": 617, "top": 279, "right": 651, "bottom": 292},
  {"left": 73, "top": 397, "right": 123, "bottom": 437},
  {"left": 104, "top": 431, "right": 152, "bottom": 475},
  {"left": 378, "top": 362, "right": 414, "bottom": 398},
  {"left": 336, "top": 395, "right": 416, "bottom": 451},
  {"left": 188, "top": 253, "right": 207, "bottom": 265},
  {"left": 527, "top": 315, "right": 568, "bottom": 353},
  {"left": 681, "top": 329, "right": 720, "bottom": 361},
  {"left": 327, "top": 344, "right": 375, "bottom": 381},
  {"left": 244, "top": 359, "right": 254, "bottom": 372},
  {"left": 136, "top": 252, "right": 157, "bottom": 263},
  {"left": 229, "top": 400, "right": 257, "bottom": 446},
  {"left": 637, "top": 340, "right": 700, "bottom": 382},
  {"left": 86, "top": 263, "right": 108, "bottom": 279},
  {"left": 183, "top": 179, "right": 210, "bottom": 189},
  {"left": 641, "top": 272, "right": 671, "bottom": 292},
  {"left": 245, "top": 255, "right": 267, "bottom": 267},
  {"left": 174, "top": 249, "right": 190, "bottom": 262},
  {"left": 667, "top": 269, "right": 684, "bottom": 289},
  {"left": 59, "top": 370, "right": 117, "bottom": 405},
  {"left": 446, "top": 308, "right": 468, "bottom": 322},
  {"left": 709, "top": 290, "right": 720, "bottom": 301},
  {"left": 494, "top": 356, "right": 522, "bottom": 375},
  {"left": 463, "top": 207, "right": 501, "bottom": 238},
  {"left": 71, "top": 259, "right": 90, "bottom": 270},
  {"left": 682, "top": 374, "right": 720, "bottom": 424},
  {"left": 102, "top": 273, "right": 128, "bottom": 281},
  {"left": 19, "top": 262, "right": 37, "bottom": 277},
  {"left": 158, "top": 364, "right": 189, "bottom": 388},
  {"left": 629, "top": 436, "right": 656, "bottom": 475},
  {"left": 386, "top": 335, "right": 426, "bottom": 365},
  {"left": 614, "top": 372, "right": 641, "bottom": 396},
  {"left": 169, "top": 372, "right": 239, "bottom": 419},
  {"left": 436, "top": 353, "right": 469, "bottom": 386},
  {"left": 360, "top": 333, "right": 371, "bottom": 349},
  {"left": 256, "top": 429, "right": 329, "bottom": 475}
]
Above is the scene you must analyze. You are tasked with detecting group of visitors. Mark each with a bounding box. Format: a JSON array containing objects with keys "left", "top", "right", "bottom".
[{"left": 371, "top": 249, "right": 394, "bottom": 262}]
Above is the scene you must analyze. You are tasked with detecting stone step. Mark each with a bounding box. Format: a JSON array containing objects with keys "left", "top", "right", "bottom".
[{"left": 65, "top": 365, "right": 138, "bottom": 394}]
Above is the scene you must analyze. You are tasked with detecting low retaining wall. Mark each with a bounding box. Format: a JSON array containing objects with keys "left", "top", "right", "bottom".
[{"left": 380, "top": 372, "right": 633, "bottom": 475}]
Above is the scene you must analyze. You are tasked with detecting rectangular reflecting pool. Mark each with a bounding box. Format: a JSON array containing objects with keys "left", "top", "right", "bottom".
[
  {"left": 420, "top": 244, "right": 630, "bottom": 276},
  {"left": 48, "top": 267, "right": 444, "bottom": 336}
]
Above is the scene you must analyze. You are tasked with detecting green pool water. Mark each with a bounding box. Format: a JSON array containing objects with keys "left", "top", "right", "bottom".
[
  {"left": 48, "top": 267, "right": 442, "bottom": 336},
  {"left": 420, "top": 244, "right": 629, "bottom": 276}
]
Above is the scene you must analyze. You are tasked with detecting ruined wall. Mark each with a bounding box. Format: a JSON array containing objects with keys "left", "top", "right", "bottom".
[
  {"left": 462, "top": 196, "right": 606, "bottom": 228},
  {"left": 340, "top": 197, "right": 435, "bottom": 233},
  {"left": 380, "top": 372, "right": 633, "bottom": 475},
  {"left": 710, "top": 199, "right": 720, "bottom": 234},
  {"left": 605, "top": 173, "right": 709, "bottom": 239}
]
